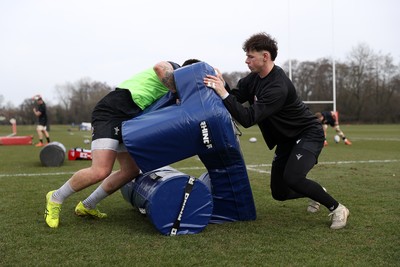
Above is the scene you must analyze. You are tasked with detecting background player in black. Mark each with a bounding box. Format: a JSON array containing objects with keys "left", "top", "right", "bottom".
[
  {"left": 33, "top": 95, "right": 50, "bottom": 147},
  {"left": 315, "top": 111, "right": 352, "bottom": 146},
  {"left": 204, "top": 32, "right": 350, "bottom": 229}
]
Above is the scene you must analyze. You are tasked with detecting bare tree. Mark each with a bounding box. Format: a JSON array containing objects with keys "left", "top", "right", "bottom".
[
  {"left": 222, "top": 71, "right": 249, "bottom": 88},
  {"left": 0, "top": 95, "right": 4, "bottom": 108},
  {"left": 291, "top": 60, "right": 318, "bottom": 101},
  {"left": 2, "top": 47, "right": 399, "bottom": 124},
  {"left": 341, "top": 43, "right": 376, "bottom": 121},
  {"left": 368, "top": 54, "right": 398, "bottom": 122},
  {"left": 55, "top": 78, "right": 112, "bottom": 124}
]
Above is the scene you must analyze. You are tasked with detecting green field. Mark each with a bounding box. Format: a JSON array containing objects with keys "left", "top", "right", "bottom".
[{"left": 1, "top": 124, "right": 399, "bottom": 266}]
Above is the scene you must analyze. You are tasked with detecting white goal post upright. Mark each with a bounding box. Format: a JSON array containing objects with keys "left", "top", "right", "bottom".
[
  {"left": 290, "top": 0, "right": 337, "bottom": 112},
  {"left": 302, "top": 55, "right": 336, "bottom": 111}
]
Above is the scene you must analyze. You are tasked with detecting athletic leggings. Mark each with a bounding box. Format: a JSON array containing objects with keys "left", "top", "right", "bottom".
[{"left": 270, "top": 137, "right": 338, "bottom": 211}]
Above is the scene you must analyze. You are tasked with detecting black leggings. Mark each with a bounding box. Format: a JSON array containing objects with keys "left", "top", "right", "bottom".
[{"left": 270, "top": 138, "right": 338, "bottom": 211}]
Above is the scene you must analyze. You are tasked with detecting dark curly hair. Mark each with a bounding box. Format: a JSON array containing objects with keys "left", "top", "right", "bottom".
[
  {"left": 242, "top": 32, "right": 278, "bottom": 61},
  {"left": 182, "top": 59, "right": 201, "bottom": 67}
]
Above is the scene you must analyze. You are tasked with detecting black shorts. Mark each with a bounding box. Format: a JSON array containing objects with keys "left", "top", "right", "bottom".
[
  {"left": 273, "top": 129, "right": 325, "bottom": 167},
  {"left": 322, "top": 111, "right": 336, "bottom": 127},
  {"left": 91, "top": 89, "right": 141, "bottom": 143}
]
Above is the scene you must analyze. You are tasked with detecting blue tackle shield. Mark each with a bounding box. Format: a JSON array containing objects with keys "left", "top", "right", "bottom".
[{"left": 121, "top": 62, "right": 256, "bottom": 231}]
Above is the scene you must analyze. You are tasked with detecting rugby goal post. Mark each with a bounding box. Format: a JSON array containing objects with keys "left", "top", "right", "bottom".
[{"left": 302, "top": 55, "right": 337, "bottom": 112}]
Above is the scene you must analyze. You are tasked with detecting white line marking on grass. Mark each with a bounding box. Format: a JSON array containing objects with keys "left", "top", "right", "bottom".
[
  {"left": 319, "top": 159, "right": 399, "bottom": 165},
  {"left": 245, "top": 159, "right": 400, "bottom": 174},
  {"left": 246, "top": 167, "right": 270, "bottom": 174},
  {"left": 0, "top": 172, "right": 75, "bottom": 178},
  {"left": 1, "top": 159, "right": 398, "bottom": 178},
  {"left": 352, "top": 137, "right": 400, "bottom": 141}
]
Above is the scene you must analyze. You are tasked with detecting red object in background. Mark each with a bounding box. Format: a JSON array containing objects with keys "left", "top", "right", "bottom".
[
  {"left": 68, "top": 148, "right": 92, "bottom": 160},
  {"left": 0, "top": 136, "right": 33, "bottom": 145}
]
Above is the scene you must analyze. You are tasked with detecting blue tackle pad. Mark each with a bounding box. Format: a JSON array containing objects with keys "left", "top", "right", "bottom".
[{"left": 121, "top": 62, "right": 256, "bottom": 233}]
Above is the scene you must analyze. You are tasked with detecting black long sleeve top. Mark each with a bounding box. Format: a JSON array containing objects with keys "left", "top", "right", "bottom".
[{"left": 223, "top": 65, "right": 323, "bottom": 150}]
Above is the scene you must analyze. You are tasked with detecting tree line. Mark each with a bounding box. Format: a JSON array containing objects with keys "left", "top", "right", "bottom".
[{"left": 1, "top": 44, "right": 399, "bottom": 126}]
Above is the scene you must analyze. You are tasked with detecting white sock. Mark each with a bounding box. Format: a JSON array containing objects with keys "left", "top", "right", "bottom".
[
  {"left": 52, "top": 182, "right": 75, "bottom": 204},
  {"left": 82, "top": 186, "right": 109, "bottom": 209}
]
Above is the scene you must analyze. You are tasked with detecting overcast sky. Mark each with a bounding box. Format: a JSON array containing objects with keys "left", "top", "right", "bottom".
[{"left": 0, "top": 0, "right": 399, "bottom": 106}]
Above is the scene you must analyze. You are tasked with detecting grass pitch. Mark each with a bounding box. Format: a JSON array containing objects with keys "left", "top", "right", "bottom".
[{"left": 0, "top": 124, "right": 399, "bottom": 266}]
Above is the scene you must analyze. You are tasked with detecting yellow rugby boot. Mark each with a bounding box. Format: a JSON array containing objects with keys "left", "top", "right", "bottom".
[
  {"left": 75, "top": 201, "right": 107, "bottom": 218},
  {"left": 44, "top": 191, "right": 61, "bottom": 228}
]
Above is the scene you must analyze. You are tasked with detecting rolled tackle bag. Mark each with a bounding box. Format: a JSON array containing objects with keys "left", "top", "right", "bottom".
[
  {"left": 39, "top": 142, "right": 66, "bottom": 167},
  {"left": 121, "top": 166, "right": 213, "bottom": 236}
]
